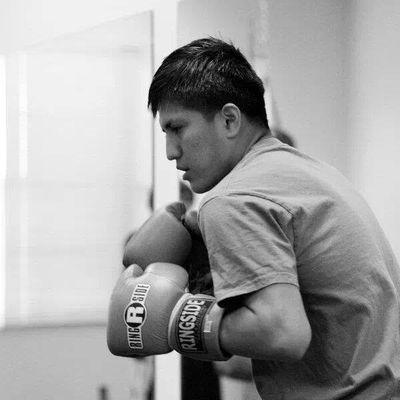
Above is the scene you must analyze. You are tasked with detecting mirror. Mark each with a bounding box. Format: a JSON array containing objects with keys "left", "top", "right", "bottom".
[{"left": 2, "top": 12, "right": 153, "bottom": 327}]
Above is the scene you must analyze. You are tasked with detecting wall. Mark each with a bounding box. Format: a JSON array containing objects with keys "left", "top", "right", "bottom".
[
  {"left": 346, "top": 0, "right": 400, "bottom": 261},
  {"left": 0, "top": 0, "right": 158, "bottom": 53},
  {"left": 178, "top": 0, "right": 255, "bottom": 56},
  {"left": 268, "top": 0, "right": 348, "bottom": 173}
]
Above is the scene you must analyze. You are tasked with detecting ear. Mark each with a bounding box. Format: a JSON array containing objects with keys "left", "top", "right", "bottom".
[{"left": 220, "top": 103, "right": 241, "bottom": 138}]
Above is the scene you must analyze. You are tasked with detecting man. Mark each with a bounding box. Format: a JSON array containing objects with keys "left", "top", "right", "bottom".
[
  {"left": 108, "top": 37, "right": 400, "bottom": 399},
  {"left": 214, "top": 128, "right": 297, "bottom": 400},
  {"left": 147, "top": 37, "right": 400, "bottom": 399}
]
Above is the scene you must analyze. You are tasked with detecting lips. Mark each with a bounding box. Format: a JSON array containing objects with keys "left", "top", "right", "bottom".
[
  {"left": 176, "top": 166, "right": 190, "bottom": 180},
  {"left": 182, "top": 170, "right": 190, "bottom": 181}
]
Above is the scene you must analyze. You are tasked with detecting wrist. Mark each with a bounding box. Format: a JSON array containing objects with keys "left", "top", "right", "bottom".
[{"left": 168, "top": 293, "right": 231, "bottom": 361}]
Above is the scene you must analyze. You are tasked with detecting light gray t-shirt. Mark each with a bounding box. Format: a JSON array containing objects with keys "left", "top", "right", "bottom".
[{"left": 199, "top": 136, "right": 400, "bottom": 400}]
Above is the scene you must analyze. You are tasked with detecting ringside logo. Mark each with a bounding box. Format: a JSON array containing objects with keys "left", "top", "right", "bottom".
[
  {"left": 124, "top": 283, "right": 150, "bottom": 349},
  {"left": 174, "top": 297, "right": 213, "bottom": 354},
  {"left": 125, "top": 302, "right": 146, "bottom": 328}
]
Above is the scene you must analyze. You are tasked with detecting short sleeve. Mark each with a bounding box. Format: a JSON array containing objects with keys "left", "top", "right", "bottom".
[{"left": 199, "top": 194, "right": 298, "bottom": 304}]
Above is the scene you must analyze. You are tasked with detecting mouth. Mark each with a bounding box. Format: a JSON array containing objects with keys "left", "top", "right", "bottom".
[
  {"left": 179, "top": 169, "right": 190, "bottom": 181},
  {"left": 176, "top": 166, "right": 189, "bottom": 179}
]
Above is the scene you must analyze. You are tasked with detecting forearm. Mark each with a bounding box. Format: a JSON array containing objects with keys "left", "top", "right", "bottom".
[
  {"left": 220, "top": 305, "right": 289, "bottom": 360},
  {"left": 219, "top": 286, "right": 312, "bottom": 361}
]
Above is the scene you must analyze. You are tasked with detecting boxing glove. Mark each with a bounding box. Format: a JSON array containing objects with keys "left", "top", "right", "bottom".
[
  {"left": 107, "top": 262, "right": 188, "bottom": 357},
  {"left": 168, "top": 292, "right": 230, "bottom": 361},
  {"left": 107, "top": 262, "right": 230, "bottom": 361},
  {"left": 123, "top": 202, "right": 192, "bottom": 269}
]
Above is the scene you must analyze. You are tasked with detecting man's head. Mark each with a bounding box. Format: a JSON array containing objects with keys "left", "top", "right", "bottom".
[
  {"left": 148, "top": 37, "right": 268, "bottom": 127},
  {"left": 148, "top": 37, "right": 270, "bottom": 193}
]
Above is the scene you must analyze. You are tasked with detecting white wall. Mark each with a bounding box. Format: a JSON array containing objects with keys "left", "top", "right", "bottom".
[
  {"left": 268, "top": 0, "right": 348, "bottom": 173},
  {"left": 346, "top": 0, "right": 400, "bottom": 262},
  {"left": 178, "top": 0, "right": 256, "bottom": 55},
  {"left": 0, "top": 0, "right": 158, "bottom": 53}
]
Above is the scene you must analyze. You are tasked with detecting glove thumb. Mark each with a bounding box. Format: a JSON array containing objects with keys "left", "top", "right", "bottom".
[
  {"left": 117, "top": 264, "right": 143, "bottom": 285},
  {"left": 165, "top": 201, "right": 187, "bottom": 221},
  {"left": 183, "top": 210, "right": 201, "bottom": 236}
]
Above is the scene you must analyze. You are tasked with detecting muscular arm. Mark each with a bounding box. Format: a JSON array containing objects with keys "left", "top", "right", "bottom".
[
  {"left": 199, "top": 195, "right": 311, "bottom": 361},
  {"left": 219, "top": 283, "right": 311, "bottom": 362}
]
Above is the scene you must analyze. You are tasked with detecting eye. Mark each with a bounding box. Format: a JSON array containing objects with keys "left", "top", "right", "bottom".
[
  {"left": 170, "top": 126, "right": 182, "bottom": 134},
  {"left": 162, "top": 122, "right": 185, "bottom": 135}
]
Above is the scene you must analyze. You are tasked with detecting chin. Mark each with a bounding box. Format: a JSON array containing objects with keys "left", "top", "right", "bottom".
[
  {"left": 191, "top": 186, "right": 207, "bottom": 194},
  {"left": 187, "top": 182, "right": 203, "bottom": 194},
  {"left": 189, "top": 180, "right": 215, "bottom": 194}
]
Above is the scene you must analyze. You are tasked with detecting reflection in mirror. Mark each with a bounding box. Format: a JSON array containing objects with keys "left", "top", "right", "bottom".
[{"left": 2, "top": 12, "right": 153, "bottom": 327}]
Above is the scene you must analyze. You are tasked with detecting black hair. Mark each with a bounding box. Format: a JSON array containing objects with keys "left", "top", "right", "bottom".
[{"left": 148, "top": 37, "right": 269, "bottom": 129}]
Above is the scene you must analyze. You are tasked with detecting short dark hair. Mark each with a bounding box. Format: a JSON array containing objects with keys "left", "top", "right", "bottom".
[{"left": 148, "top": 37, "right": 269, "bottom": 128}]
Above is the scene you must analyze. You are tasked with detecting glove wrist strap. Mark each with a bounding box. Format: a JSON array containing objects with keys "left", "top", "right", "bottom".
[{"left": 168, "top": 293, "right": 231, "bottom": 361}]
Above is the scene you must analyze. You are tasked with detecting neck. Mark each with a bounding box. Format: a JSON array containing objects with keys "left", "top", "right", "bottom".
[
  {"left": 227, "top": 122, "right": 270, "bottom": 172},
  {"left": 241, "top": 124, "right": 270, "bottom": 156}
]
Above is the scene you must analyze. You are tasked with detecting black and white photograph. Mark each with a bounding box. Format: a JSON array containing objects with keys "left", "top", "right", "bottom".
[{"left": 1, "top": 1, "right": 399, "bottom": 399}]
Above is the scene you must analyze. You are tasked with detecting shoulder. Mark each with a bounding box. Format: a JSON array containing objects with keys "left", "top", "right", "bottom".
[
  {"left": 198, "top": 193, "right": 295, "bottom": 247},
  {"left": 199, "top": 192, "right": 293, "bottom": 220},
  {"left": 201, "top": 136, "right": 333, "bottom": 208}
]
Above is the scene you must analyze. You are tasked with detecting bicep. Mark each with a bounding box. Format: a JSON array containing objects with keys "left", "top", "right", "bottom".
[{"left": 220, "top": 283, "right": 311, "bottom": 361}]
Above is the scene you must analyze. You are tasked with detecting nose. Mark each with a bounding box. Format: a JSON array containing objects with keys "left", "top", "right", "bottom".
[{"left": 166, "top": 134, "right": 182, "bottom": 161}]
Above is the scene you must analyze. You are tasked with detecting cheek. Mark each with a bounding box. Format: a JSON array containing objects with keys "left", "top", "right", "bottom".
[
  {"left": 184, "top": 129, "right": 219, "bottom": 169},
  {"left": 194, "top": 144, "right": 216, "bottom": 169},
  {"left": 184, "top": 136, "right": 206, "bottom": 161}
]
